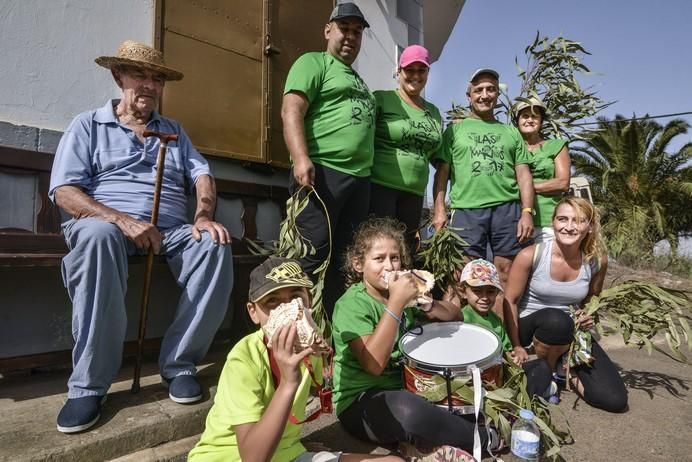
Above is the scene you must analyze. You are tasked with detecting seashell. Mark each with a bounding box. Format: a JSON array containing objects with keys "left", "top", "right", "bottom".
[
  {"left": 263, "top": 298, "right": 329, "bottom": 353},
  {"left": 383, "top": 269, "right": 435, "bottom": 305}
]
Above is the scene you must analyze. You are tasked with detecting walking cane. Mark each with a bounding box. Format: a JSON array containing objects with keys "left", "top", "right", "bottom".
[{"left": 131, "top": 130, "right": 179, "bottom": 394}]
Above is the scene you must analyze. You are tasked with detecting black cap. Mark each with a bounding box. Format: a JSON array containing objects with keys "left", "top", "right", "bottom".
[
  {"left": 248, "top": 256, "right": 313, "bottom": 303},
  {"left": 329, "top": 2, "right": 370, "bottom": 28}
]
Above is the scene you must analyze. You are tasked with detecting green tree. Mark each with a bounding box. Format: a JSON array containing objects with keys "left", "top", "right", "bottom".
[{"left": 571, "top": 116, "right": 692, "bottom": 264}]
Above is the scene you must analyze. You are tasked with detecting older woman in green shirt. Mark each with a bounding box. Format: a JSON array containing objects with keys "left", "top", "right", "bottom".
[
  {"left": 514, "top": 97, "right": 571, "bottom": 242},
  {"left": 369, "top": 45, "right": 443, "bottom": 254}
]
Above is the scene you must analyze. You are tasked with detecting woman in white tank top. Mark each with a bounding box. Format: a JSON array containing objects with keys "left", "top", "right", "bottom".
[{"left": 503, "top": 197, "right": 627, "bottom": 412}]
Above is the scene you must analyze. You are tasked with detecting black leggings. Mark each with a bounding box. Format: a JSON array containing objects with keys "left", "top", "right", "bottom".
[
  {"left": 520, "top": 309, "right": 628, "bottom": 412},
  {"left": 572, "top": 341, "right": 628, "bottom": 412},
  {"left": 338, "top": 389, "right": 488, "bottom": 453},
  {"left": 522, "top": 358, "right": 552, "bottom": 397},
  {"left": 289, "top": 164, "right": 371, "bottom": 319},
  {"left": 519, "top": 308, "right": 575, "bottom": 346}
]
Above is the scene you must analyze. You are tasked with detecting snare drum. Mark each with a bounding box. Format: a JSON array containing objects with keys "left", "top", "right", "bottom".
[{"left": 399, "top": 322, "right": 503, "bottom": 412}]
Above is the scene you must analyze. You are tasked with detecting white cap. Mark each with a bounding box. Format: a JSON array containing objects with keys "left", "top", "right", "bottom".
[{"left": 469, "top": 68, "right": 499, "bottom": 82}]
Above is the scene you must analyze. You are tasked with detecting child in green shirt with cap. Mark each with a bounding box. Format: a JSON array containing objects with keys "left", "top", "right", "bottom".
[{"left": 457, "top": 259, "right": 555, "bottom": 400}]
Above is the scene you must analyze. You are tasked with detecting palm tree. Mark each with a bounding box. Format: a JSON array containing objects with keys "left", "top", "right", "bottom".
[{"left": 571, "top": 116, "right": 692, "bottom": 264}]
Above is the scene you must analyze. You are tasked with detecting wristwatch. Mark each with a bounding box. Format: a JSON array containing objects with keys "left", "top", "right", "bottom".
[{"left": 521, "top": 207, "right": 536, "bottom": 216}]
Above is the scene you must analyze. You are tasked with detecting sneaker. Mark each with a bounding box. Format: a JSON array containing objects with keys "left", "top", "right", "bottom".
[
  {"left": 162, "top": 375, "right": 202, "bottom": 404},
  {"left": 56, "top": 395, "right": 105, "bottom": 433},
  {"left": 399, "top": 442, "right": 477, "bottom": 462},
  {"left": 543, "top": 380, "right": 560, "bottom": 403}
]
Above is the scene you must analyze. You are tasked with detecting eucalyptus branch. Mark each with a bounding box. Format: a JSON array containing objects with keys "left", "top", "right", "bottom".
[
  {"left": 579, "top": 282, "right": 691, "bottom": 363},
  {"left": 407, "top": 358, "right": 572, "bottom": 461},
  {"left": 245, "top": 187, "right": 333, "bottom": 342},
  {"left": 513, "top": 31, "right": 614, "bottom": 140},
  {"left": 417, "top": 225, "right": 468, "bottom": 292}
]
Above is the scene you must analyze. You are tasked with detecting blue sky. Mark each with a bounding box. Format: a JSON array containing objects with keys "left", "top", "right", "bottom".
[
  {"left": 427, "top": 0, "right": 692, "bottom": 136},
  {"left": 423, "top": 0, "right": 692, "bottom": 207}
]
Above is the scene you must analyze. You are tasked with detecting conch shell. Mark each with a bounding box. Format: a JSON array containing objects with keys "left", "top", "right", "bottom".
[
  {"left": 384, "top": 269, "right": 435, "bottom": 306},
  {"left": 263, "top": 298, "right": 329, "bottom": 353}
]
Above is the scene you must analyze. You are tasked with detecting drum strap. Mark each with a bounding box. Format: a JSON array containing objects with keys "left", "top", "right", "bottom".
[{"left": 471, "top": 365, "right": 483, "bottom": 462}]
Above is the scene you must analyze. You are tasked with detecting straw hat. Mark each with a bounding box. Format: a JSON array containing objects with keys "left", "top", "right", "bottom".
[{"left": 95, "top": 40, "right": 183, "bottom": 81}]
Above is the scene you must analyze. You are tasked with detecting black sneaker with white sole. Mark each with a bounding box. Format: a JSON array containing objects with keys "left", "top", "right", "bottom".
[
  {"left": 56, "top": 395, "right": 106, "bottom": 434},
  {"left": 162, "top": 375, "right": 203, "bottom": 404}
]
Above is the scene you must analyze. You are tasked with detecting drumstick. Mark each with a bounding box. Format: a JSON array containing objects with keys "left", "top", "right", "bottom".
[{"left": 410, "top": 270, "right": 428, "bottom": 284}]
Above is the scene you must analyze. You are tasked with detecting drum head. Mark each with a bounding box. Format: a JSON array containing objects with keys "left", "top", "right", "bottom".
[{"left": 399, "top": 322, "right": 501, "bottom": 372}]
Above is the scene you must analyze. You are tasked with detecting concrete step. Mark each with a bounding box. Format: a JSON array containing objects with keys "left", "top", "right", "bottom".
[
  {"left": 108, "top": 434, "right": 200, "bottom": 462},
  {"left": 0, "top": 345, "right": 229, "bottom": 462}
]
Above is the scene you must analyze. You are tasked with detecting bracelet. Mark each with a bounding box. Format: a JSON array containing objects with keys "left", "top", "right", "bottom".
[
  {"left": 383, "top": 307, "right": 402, "bottom": 324},
  {"left": 521, "top": 207, "right": 535, "bottom": 215}
]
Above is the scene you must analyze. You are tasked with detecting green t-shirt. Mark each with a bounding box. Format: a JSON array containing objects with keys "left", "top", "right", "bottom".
[
  {"left": 283, "top": 51, "right": 376, "bottom": 177},
  {"left": 370, "top": 90, "right": 443, "bottom": 196},
  {"left": 461, "top": 304, "right": 512, "bottom": 352},
  {"left": 188, "top": 329, "right": 321, "bottom": 462},
  {"left": 526, "top": 139, "right": 568, "bottom": 227},
  {"left": 332, "top": 282, "right": 417, "bottom": 415},
  {"left": 434, "top": 118, "right": 531, "bottom": 208}
]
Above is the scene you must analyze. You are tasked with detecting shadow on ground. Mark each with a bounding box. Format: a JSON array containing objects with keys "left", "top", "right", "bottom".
[{"left": 619, "top": 368, "right": 689, "bottom": 399}]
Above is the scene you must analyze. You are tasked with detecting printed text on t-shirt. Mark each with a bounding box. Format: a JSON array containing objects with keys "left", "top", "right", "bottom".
[
  {"left": 348, "top": 74, "right": 375, "bottom": 128},
  {"left": 400, "top": 111, "right": 441, "bottom": 158},
  {"left": 467, "top": 132, "right": 506, "bottom": 177}
]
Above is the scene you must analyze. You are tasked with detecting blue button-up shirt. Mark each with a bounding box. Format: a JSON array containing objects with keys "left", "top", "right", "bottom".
[{"left": 50, "top": 99, "right": 211, "bottom": 230}]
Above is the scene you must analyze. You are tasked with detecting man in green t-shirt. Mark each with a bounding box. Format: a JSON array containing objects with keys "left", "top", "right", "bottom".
[
  {"left": 281, "top": 2, "right": 376, "bottom": 319},
  {"left": 432, "top": 68, "right": 535, "bottom": 316}
]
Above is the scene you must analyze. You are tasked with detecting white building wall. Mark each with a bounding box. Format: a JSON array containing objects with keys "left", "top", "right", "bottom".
[
  {"left": 352, "top": 0, "right": 412, "bottom": 92},
  {"left": 0, "top": 0, "right": 444, "bottom": 134},
  {"left": 0, "top": 0, "right": 154, "bottom": 132}
]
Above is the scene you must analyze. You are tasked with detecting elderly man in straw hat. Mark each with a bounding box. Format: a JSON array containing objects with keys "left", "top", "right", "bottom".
[{"left": 49, "top": 41, "right": 233, "bottom": 433}]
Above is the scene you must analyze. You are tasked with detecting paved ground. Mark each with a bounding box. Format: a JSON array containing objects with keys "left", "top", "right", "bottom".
[
  {"left": 300, "top": 335, "right": 692, "bottom": 461},
  {"left": 1, "top": 335, "right": 690, "bottom": 461}
]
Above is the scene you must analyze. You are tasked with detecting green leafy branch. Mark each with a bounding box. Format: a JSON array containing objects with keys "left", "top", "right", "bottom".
[
  {"left": 581, "top": 282, "right": 691, "bottom": 362},
  {"left": 484, "top": 358, "right": 573, "bottom": 461},
  {"left": 245, "top": 187, "right": 333, "bottom": 342},
  {"left": 446, "top": 31, "right": 613, "bottom": 141},
  {"left": 514, "top": 32, "right": 614, "bottom": 140},
  {"left": 417, "top": 226, "right": 468, "bottom": 292},
  {"left": 412, "top": 359, "right": 572, "bottom": 461}
]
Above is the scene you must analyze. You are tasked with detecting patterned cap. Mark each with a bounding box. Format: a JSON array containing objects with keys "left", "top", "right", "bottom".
[
  {"left": 248, "top": 257, "right": 313, "bottom": 302},
  {"left": 460, "top": 259, "right": 503, "bottom": 291}
]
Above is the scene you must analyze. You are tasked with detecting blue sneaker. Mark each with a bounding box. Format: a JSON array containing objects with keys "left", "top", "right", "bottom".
[
  {"left": 162, "top": 375, "right": 202, "bottom": 404},
  {"left": 56, "top": 395, "right": 105, "bottom": 433}
]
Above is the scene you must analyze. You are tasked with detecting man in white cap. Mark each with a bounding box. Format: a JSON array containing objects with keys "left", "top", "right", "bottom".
[
  {"left": 50, "top": 40, "right": 233, "bottom": 433},
  {"left": 281, "top": 2, "right": 375, "bottom": 319},
  {"left": 432, "top": 69, "right": 535, "bottom": 317}
]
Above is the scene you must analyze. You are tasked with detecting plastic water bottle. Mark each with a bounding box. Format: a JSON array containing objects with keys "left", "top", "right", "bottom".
[{"left": 511, "top": 408, "right": 540, "bottom": 460}]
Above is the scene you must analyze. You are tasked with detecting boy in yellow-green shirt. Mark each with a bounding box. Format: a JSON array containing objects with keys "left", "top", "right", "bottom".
[{"left": 189, "top": 256, "right": 403, "bottom": 462}]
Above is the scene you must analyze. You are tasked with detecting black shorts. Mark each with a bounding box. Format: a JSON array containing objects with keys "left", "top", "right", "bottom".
[{"left": 450, "top": 201, "right": 524, "bottom": 258}]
